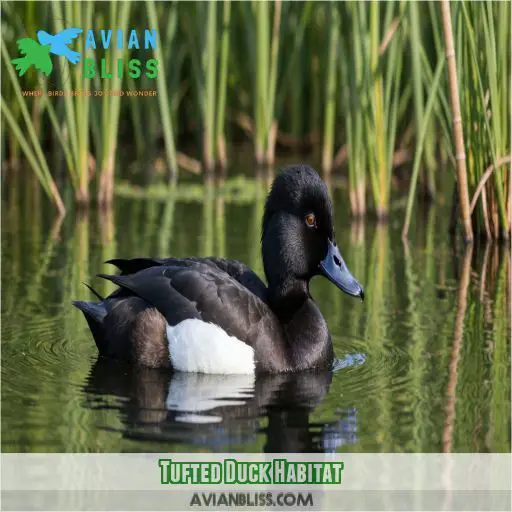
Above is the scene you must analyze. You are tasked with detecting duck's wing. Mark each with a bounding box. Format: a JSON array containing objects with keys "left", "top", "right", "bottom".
[
  {"left": 107, "top": 257, "right": 268, "bottom": 302},
  {"left": 98, "top": 263, "right": 282, "bottom": 356},
  {"left": 199, "top": 257, "right": 268, "bottom": 302}
]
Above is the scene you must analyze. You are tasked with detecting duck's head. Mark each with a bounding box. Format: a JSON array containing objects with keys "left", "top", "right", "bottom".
[{"left": 262, "top": 165, "right": 364, "bottom": 303}]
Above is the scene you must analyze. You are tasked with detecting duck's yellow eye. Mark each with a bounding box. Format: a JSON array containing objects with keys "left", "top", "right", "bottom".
[{"left": 305, "top": 213, "right": 316, "bottom": 228}]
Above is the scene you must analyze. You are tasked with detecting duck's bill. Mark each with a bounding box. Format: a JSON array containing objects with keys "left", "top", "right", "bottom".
[{"left": 319, "top": 240, "right": 364, "bottom": 300}]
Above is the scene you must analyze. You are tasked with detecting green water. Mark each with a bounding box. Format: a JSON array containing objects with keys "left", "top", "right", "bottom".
[{"left": 2, "top": 175, "right": 510, "bottom": 453}]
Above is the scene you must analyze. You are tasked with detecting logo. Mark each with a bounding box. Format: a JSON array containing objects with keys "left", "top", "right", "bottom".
[
  {"left": 11, "top": 28, "right": 158, "bottom": 79},
  {"left": 11, "top": 28, "right": 83, "bottom": 76}
]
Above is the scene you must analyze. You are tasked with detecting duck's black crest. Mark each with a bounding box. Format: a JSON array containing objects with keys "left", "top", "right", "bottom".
[{"left": 262, "top": 165, "right": 334, "bottom": 242}]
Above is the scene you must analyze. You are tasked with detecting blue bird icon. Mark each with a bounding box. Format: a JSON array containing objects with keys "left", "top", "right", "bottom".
[{"left": 37, "top": 28, "right": 83, "bottom": 64}]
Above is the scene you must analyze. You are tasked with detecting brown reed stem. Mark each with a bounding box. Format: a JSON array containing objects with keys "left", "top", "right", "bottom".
[
  {"left": 441, "top": 0, "right": 473, "bottom": 242},
  {"left": 469, "top": 156, "right": 512, "bottom": 214}
]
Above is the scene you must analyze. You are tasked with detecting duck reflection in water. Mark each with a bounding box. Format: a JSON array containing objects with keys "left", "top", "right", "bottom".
[{"left": 84, "top": 359, "right": 358, "bottom": 453}]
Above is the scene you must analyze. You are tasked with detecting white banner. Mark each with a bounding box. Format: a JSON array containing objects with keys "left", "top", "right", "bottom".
[{"left": 1, "top": 453, "right": 510, "bottom": 511}]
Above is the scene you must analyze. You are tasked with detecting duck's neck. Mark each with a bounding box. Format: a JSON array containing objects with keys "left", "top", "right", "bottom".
[
  {"left": 268, "top": 277, "right": 333, "bottom": 371},
  {"left": 267, "top": 277, "right": 309, "bottom": 322}
]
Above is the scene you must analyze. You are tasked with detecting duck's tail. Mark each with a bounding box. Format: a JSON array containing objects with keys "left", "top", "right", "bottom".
[
  {"left": 73, "top": 283, "right": 108, "bottom": 354},
  {"left": 82, "top": 282, "right": 104, "bottom": 301}
]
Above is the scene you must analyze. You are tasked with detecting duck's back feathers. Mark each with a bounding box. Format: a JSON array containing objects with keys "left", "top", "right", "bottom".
[
  {"left": 107, "top": 257, "right": 167, "bottom": 275},
  {"left": 107, "top": 257, "right": 268, "bottom": 302},
  {"left": 98, "top": 267, "right": 202, "bottom": 326},
  {"left": 99, "top": 264, "right": 278, "bottom": 342}
]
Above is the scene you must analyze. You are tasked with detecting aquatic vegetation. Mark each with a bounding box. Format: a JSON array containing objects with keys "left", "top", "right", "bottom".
[
  {"left": 145, "top": 0, "right": 178, "bottom": 184},
  {"left": 1, "top": 1, "right": 510, "bottom": 239},
  {"left": 337, "top": 1, "right": 406, "bottom": 219},
  {"left": 457, "top": 1, "right": 511, "bottom": 240}
]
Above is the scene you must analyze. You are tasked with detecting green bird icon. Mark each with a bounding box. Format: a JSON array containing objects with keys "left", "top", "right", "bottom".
[{"left": 11, "top": 38, "right": 53, "bottom": 77}]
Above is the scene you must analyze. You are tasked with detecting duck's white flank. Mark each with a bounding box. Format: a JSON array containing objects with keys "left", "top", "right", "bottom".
[{"left": 166, "top": 319, "right": 255, "bottom": 374}]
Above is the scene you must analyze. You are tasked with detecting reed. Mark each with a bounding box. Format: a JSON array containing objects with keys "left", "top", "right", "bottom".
[
  {"left": 339, "top": 3, "right": 366, "bottom": 216},
  {"left": 369, "top": 1, "right": 387, "bottom": 218},
  {"left": 1, "top": 36, "right": 66, "bottom": 215},
  {"left": 402, "top": 55, "right": 445, "bottom": 239},
  {"left": 146, "top": 0, "right": 178, "bottom": 182},
  {"left": 440, "top": 0, "right": 473, "bottom": 242},
  {"left": 75, "top": 1, "right": 93, "bottom": 203},
  {"left": 183, "top": 1, "right": 236, "bottom": 173},
  {"left": 409, "top": 1, "right": 435, "bottom": 200},
  {"left": 203, "top": 1, "right": 217, "bottom": 173},
  {"left": 255, "top": 0, "right": 269, "bottom": 165},
  {"left": 98, "top": 1, "right": 131, "bottom": 206},
  {"left": 458, "top": 1, "right": 510, "bottom": 240},
  {"left": 239, "top": 0, "right": 284, "bottom": 166},
  {"left": 216, "top": 0, "right": 231, "bottom": 170},
  {"left": 342, "top": 1, "right": 406, "bottom": 219},
  {"left": 50, "top": 0, "right": 95, "bottom": 204},
  {"left": 0, "top": 0, "right": 509, "bottom": 236},
  {"left": 265, "top": 0, "right": 281, "bottom": 165},
  {"left": 321, "top": 3, "right": 339, "bottom": 176},
  {"left": 273, "top": 2, "right": 312, "bottom": 133}
]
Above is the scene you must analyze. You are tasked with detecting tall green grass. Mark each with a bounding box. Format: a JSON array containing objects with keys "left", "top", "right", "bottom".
[
  {"left": 457, "top": 1, "right": 511, "bottom": 240},
  {"left": 1, "top": 0, "right": 510, "bottom": 240},
  {"left": 339, "top": 3, "right": 366, "bottom": 217},
  {"left": 337, "top": 1, "right": 406, "bottom": 218},
  {"left": 321, "top": 2, "right": 339, "bottom": 176},
  {"left": 1, "top": 35, "right": 66, "bottom": 215},
  {"left": 248, "top": 0, "right": 282, "bottom": 165},
  {"left": 216, "top": 0, "right": 231, "bottom": 170},
  {"left": 145, "top": 0, "right": 178, "bottom": 183}
]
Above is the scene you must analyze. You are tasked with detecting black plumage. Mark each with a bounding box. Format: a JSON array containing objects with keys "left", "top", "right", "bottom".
[{"left": 73, "top": 165, "right": 364, "bottom": 373}]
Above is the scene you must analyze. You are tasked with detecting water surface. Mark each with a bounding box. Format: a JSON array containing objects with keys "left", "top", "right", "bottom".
[{"left": 2, "top": 174, "right": 510, "bottom": 452}]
